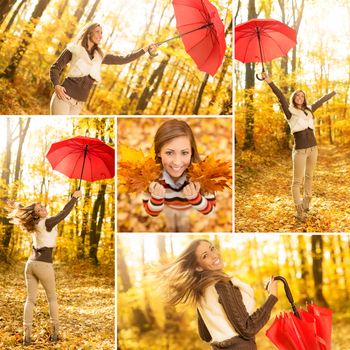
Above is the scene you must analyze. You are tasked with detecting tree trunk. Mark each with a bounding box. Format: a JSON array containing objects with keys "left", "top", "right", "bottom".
[
  {"left": 337, "top": 235, "right": 349, "bottom": 299},
  {"left": 242, "top": 0, "right": 257, "bottom": 150},
  {"left": 135, "top": 56, "right": 170, "bottom": 114},
  {"left": 89, "top": 183, "right": 106, "bottom": 265},
  {"left": 0, "top": 0, "right": 17, "bottom": 27},
  {"left": 2, "top": 0, "right": 27, "bottom": 33},
  {"left": 311, "top": 235, "right": 329, "bottom": 307},
  {"left": 0, "top": 0, "right": 51, "bottom": 80},
  {"left": 77, "top": 181, "right": 92, "bottom": 259}
]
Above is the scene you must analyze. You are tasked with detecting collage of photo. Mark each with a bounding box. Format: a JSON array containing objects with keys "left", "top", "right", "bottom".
[{"left": 0, "top": 0, "right": 349, "bottom": 349}]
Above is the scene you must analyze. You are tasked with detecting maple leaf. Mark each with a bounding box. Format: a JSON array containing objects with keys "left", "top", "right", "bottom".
[
  {"left": 188, "top": 155, "right": 232, "bottom": 194},
  {"left": 118, "top": 143, "right": 161, "bottom": 193}
]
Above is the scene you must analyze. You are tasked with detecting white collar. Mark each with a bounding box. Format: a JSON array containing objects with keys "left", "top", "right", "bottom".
[{"left": 162, "top": 169, "right": 187, "bottom": 189}]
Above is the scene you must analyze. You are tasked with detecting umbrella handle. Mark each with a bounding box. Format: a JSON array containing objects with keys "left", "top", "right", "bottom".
[
  {"left": 256, "top": 73, "right": 265, "bottom": 81},
  {"left": 267, "top": 275, "right": 302, "bottom": 319},
  {"left": 148, "top": 48, "right": 158, "bottom": 57}
]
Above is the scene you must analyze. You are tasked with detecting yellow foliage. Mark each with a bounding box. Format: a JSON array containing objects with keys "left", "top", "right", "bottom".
[{"left": 188, "top": 155, "right": 232, "bottom": 194}]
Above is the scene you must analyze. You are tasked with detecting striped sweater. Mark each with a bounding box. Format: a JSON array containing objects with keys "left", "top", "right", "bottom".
[{"left": 143, "top": 178, "right": 216, "bottom": 217}]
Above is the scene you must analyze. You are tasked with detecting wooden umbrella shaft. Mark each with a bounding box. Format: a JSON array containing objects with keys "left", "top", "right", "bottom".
[
  {"left": 156, "top": 22, "right": 213, "bottom": 46},
  {"left": 78, "top": 144, "right": 88, "bottom": 190}
]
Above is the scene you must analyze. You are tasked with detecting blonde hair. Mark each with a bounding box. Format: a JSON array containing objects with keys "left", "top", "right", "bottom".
[{"left": 158, "top": 239, "right": 230, "bottom": 305}]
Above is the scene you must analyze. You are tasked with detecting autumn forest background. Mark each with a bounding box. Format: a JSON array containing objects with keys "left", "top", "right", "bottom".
[
  {"left": 117, "top": 234, "right": 350, "bottom": 350},
  {"left": 0, "top": 117, "right": 114, "bottom": 348},
  {"left": 0, "top": 0, "right": 232, "bottom": 115},
  {"left": 235, "top": 0, "right": 350, "bottom": 232}
]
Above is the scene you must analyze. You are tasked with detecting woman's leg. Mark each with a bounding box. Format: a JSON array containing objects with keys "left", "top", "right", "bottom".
[
  {"left": 291, "top": 149, "right": 307, "bottom": 220},
  {"left": 23, "top": 260, "right": 38, "bottom": 344},
  {"left": 50, "top": 93, "right": 71, "bottom": 115},
  {"left": 303, "top": 146, "right": 318, "bottom": 210},
  {"left": 69, "top": 99, "right": 84, "bottom": 115},
  {"left": 32, "top": 262, "right": 59, "bottom": 340}
]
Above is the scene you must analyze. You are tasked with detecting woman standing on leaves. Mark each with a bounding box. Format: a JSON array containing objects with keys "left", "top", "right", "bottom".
[
  {"left": 262, "top": 72, "right": 336, "bottom": 221},
  {"left": 8, "top": 190, "right": 82, "bottom": 345},
  {"left": 159, "top": 239, "right": 278, "bottom": 349},
  {"left": 50, "top": 22, "right": 157, "bottom": 115},
  {"left": 143, "top": 119, "right": 216, "bottom": 232}
]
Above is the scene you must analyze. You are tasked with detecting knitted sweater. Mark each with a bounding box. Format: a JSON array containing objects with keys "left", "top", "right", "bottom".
[
  {"left": 143, "top": 171, "right": 215, "bottom": 216},
  {"left": 197, "top": 279, "right": 277, "bottom": 347},
  {"left": 268, "top": 82, "right": 336, "bottom": 149},
  {"left": 50, "top": 46, "right": 145, "bottom": 102}
]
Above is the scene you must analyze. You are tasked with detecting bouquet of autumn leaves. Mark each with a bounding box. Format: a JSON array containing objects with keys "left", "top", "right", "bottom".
[{"left": 118, "top": 143, "right": 232, "bottom": 194}]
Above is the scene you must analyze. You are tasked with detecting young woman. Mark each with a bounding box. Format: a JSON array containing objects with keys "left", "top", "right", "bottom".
[
  {"left": 50, "top": 22, "right": 156, "bottom": 115},
  {"left": 158, "top": 239, "right": 278, "bottom": 349},
  {"left": 8, "top": 190, "right": 82, "bottom": 345},
  {"left": 262, "top": 72, "right": 336, "bottom": 221},
  {"left": 143, "top": 119, "right": 216, "bottom": 232}
]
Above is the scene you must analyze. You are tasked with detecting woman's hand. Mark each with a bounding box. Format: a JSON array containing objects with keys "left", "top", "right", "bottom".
[
  {"left": 54, "top": 85, "right": 70, "bottom": 101},
  {"left": 149, "top": 181, "right": 165, "bottom": 198},
  {"left": 143, "top": 43, "right": 158, "bottom": 53},
  {"left": 267, "top": 276, "right": 278, "bottom": 298},
  {"left": 72, "top": 190, "right": 82, "bottom": 198},
  {"left": 261, "top": 71, "right": 272, "bottom": 83},
  {"left": 183, "top": 182, "right": 200, "bottom": 199}
]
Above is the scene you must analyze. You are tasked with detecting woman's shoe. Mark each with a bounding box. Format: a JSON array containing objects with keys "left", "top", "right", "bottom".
[
  {"left": 302, "top": 196, "right": 311, "bottom": 212},
  {"left": 49, "top": 324, "right": 59, "bottom": 342},
  {"left": 295, "top": 204, "right": 306, "bottom": 222},
  {"left": 23, "top": 326, "right": 32, "bottom": 346}
]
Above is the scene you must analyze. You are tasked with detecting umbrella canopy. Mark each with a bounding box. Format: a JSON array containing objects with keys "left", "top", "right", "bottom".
[
  {"left": 266, "top": 276, "right": 332, "bottom": 350},
  {"left": 46, "top": 136, "right": 115, "bottom": 189},
  {"left": 171, "top": 0, "right": 226, "bottom": 76},
  {"left": 235, "top": 18, "right": 296, "bottom": 79}
]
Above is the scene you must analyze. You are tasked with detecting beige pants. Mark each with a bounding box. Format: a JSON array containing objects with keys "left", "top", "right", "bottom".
[
  {"left": 291, "top": 146, "right": 318, "bottom": 205},
  {"left": 163, "top": 206, "right": 190, "bottom": 232},
  {"left": 50, "top": 92, "right": 84, "bottom": 115},
  {"left": 24, "top": 260, "right": 59, "bottom": 332}
]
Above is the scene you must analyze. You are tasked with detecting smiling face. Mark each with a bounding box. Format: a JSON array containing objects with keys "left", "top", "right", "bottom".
[
  {"left": 159, "top": 136, "right": 192, "bottom": 181},
  {"left": 89, "top": 25, "right": 102, "bottom": 45},
  {"left": 34, "top": 203, "right": 47, "bottom": 218},
  {"left": 195, "top": 241, "right": 224, "bottom": 272},
  {"left": 293, "top": 91, "right": 305, "bottom": 108}
]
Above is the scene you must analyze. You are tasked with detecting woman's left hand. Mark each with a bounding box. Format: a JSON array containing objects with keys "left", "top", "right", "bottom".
[{"left": 183, "top": 182, "right": 200, "bottom": 199}]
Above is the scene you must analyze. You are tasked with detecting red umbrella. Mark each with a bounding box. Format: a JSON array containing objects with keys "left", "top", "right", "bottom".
[
  {"left": 266, "top": 276, "right": 332, "bottom": 350},
  {"left": 46, "top": 136, "right": 115, "bottom": 189},
  {"left": 235, "top": 18, "right": 296, "bottom": 80},
  {"left": 152, "top": 0, "right": 226, "bottom": 76}
]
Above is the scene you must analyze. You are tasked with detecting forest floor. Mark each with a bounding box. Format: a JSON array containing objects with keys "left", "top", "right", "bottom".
[
  {"left": 235, "top": 144, "right": 350, "bottom": 232},
  {"left": 0, "top": 261, "right": 114, "bottom": 349}
]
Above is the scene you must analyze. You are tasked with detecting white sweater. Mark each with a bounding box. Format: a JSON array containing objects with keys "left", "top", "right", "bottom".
[
  {"left": 197, "top": 277, "right": 256, "bottom": 342},
  {"left": 32, "top": 219, "right": 58, "bottom": 249}
]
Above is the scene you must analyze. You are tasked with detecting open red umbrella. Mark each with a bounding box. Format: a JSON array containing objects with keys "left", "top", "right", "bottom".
[
  {"left": 151, "top": 0, "right": 226, "bottom": 76},
  {"left": 235, "top": 18, "right": 296, "bottom": 80},
  {"left": 46, "top": 136, "right": 115, "bottom": 189},
  {"left": 266, "top": 276, "right": 332, "bottom": 350}
]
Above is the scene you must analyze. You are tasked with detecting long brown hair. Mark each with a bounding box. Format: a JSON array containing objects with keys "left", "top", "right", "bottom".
[
  {"left": 7, "top": 202, "right": 40, "bottom": 233},
  {"left": 290, "top": 89, "right": 311, "bottom": 112},
  {"left": 157, "top": 239, "right": 230, "bottom": 306},
  {"left": 76, "top": 22, "right": 103, "bottom": 58},
  {"left": 154, "top": 119, "right": 201, "bottom": 166}
]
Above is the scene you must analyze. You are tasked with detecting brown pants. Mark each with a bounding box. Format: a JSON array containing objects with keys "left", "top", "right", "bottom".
[
  {"left": 211, "top": 336, "right": 257, "bottom": 350},
  {"left": 291, "top": 146, "right": 318, "bottom": 205},
  {"left": 50, "top": 92, "right": 84, "bottom": 115},
  {"left": 24, "top": 260, "right": 59, "bottom": 332}
]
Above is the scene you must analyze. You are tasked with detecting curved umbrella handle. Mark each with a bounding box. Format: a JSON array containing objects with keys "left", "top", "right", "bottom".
[
  {"left": 148, "top": 48, "right": 158, "bottom": 57},
  {"left": 256, "top": 73, "right": 265, "bottom": 81},
  {"left": 267, "top": 275, "right": 302, "bottom": 319}
]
